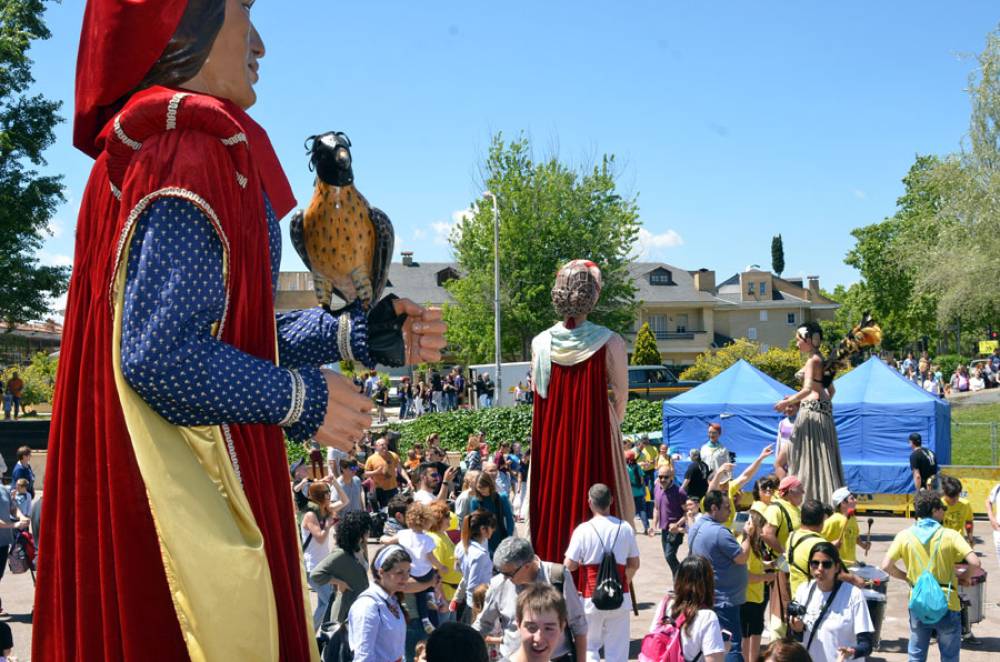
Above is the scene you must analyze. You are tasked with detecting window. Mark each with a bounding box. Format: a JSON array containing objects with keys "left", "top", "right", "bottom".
[
  {"left": 649, "top": 269, "right": 674, "bottom": 286},
  {"left": 649, "top": 315, "right": 668, "bottom": 337},
  {"left": 760, "top": 343, "right": 770, "bottom": 352},
  {"left": 747, "top": 327, "right": 758, "bottom": 340},
  {"left": 759, "top": 310, "right": 768, "bottom": 322},
  {"left": 759, "top": 282, "right": 766, "bottom": 296},
  {"left": 747, "top": 281, "right": 755, "bottom": 295},
  {"left": 675, "top": 314, "right": 689, "bottom": 333},
  {"left": 787, "top": 312, "right": 797, "bottom": 325}
]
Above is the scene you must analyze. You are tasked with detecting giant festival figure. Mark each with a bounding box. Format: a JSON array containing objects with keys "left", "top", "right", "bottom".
[
  {"left": 529, "top": 260, "right": 635, "bottom": 563},
  {"left": 33, "top": 1, "right": 445, "bottom": 660}
]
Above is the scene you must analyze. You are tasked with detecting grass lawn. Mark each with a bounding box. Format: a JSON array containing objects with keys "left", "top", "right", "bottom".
[{"left": 951, "top": 401, "right": 1000, "bottom": 466}]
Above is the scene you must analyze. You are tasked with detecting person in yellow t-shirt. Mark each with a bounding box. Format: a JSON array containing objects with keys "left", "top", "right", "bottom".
[
  {"left": 655, "top": 443, "right": 673, "bottom": 473},
  {"left": 822, "top": 487, "right": 870, "bottom": 565},
  {"left": 364, "top": 437, "right": 409, "bottom": 507},
  {"left": 786, "top": 500, "right": 831, "bottom": 597},
  {"left": 761, "top": 475, "right": 805, "bottom": 638},
  {"left": 940, "top": 475, "right": 975, "bottom": 545},
  {"left": 427, "top": 500, "right": 463, "bottom": 602},
  {"left": 705, "top": 443, "right": 775, "bottom": 530},
  {"left": 762, "top": 476, "right": 804, "bottom": 555},
  {"left": 740, "top": 509, "right": 777, "bottom": 662},
  {"left": 750, "top": 474, "right": 780, "bottom": 516},
  {"left": 882, "top": 490, "right": 979, "bottom": 659}
]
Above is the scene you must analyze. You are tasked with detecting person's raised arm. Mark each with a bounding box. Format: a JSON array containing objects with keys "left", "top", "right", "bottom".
[
  {"left": 735, "top": 444, "right": 775, "bottom": 490},
  {"left": 328, "top": 477, "right": 350, "bottom": 515}
]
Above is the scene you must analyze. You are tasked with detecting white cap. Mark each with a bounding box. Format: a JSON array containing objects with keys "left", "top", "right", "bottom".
[{"left": 832, "top": 486, "right": 852, "bottom": 507}]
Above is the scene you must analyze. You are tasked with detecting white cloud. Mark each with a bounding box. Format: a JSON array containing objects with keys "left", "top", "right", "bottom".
[
  {"left": 853, "top": 189, "right": 867, "bottom": 200},
  {"left": 431, "top": 207, "right": 474, "bottom": 246},
  {"left": 38, "top": 251, "right": 73, "bottom": 267},
  {"left": 633, "top": 227, "right": 684, "bottom": 259},
  {"left": 47, "top": 219, "right": 63, "bottom": 238},
  {"left": 413, "top": 228, "right": 427, "bottom": 240}
]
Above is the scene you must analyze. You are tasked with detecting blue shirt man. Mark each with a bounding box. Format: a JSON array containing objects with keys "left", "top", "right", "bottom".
[{"left": 687, "top": 489, "right": 752, "bottom": 662}]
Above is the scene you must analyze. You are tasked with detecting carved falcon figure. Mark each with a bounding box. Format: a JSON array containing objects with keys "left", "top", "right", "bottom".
[{"left": 290, "top": 131, "right": 393, "bottom": 311}]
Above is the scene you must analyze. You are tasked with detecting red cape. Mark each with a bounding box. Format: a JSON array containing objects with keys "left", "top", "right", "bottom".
[
  {"left": 34, "top": 88, "right": 308, "bottom": 661},
  {"left": 529, "top": 344, "right": 622, "bottom": 563}
]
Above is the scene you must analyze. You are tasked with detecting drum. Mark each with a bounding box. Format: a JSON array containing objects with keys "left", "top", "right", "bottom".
[
  {"left": 956, "top": 565, "right": 987, "bottom": 625},
  {"left": 861, "top": 589, "right": 886, "bottom": 651},
  {"left": 850, "top": 564, "right": 890, "bottom": 596}
]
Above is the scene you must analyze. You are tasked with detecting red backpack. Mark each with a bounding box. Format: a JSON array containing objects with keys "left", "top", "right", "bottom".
[{"left": 639, "top": 598, "right": 701, "bottom": 662}]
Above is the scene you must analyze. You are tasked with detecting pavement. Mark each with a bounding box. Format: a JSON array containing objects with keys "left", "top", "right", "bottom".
[{"left": 4, "top": 513, "right": 1000, "bottom": 660}]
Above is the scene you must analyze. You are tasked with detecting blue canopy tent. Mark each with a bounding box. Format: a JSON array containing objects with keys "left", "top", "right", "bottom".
[
  {"left": 832, "top": 356, "right": 951, "bottom": 494},
  {"left": 663, "top": 361, "right": 793, "bottom": 483}
]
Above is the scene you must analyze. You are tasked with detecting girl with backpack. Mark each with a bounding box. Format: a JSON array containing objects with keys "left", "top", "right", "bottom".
[{"left": 641, "top": 555, "right": 725, "bottom": 662}]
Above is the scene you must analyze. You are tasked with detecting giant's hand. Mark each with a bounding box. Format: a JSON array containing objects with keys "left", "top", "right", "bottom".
[
  {"left": 313, "top": 370, "right": 373, "bottom": 452},
  {"left": 393, "top": 298, "right": 447, "bottom": 365}
]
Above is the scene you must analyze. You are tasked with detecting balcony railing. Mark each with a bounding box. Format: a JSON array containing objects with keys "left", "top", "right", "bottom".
[{"left": 627, "top": 329, "right": 708, "bottom": 341}]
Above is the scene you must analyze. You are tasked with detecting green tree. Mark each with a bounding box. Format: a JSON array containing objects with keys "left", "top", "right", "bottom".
[
  {"left": 631, "top": 322, "right": 661, "bottom": 365},
  {"left": 843, "top": 156, "right": 944, "bottom": 350},
  {"left": 445, "top": 134, "right": 640, "bottom": 363},
  {"left": 2, "top": 351, "right": 56, "bottom": 409},
  {"left": 771, "top": 234, "right": 785, "bottom": 276},
  {"left": 894, "top": 29, "right": 1000, "bottom": 326},
  {"left": 0, "top": 0, "right": 68, "bottom": 324},
  {"left": 680, "top": 337, "right": 802, "bottom": 387}
]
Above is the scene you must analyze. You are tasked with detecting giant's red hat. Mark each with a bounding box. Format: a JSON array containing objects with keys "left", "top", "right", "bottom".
[{"left": 74, "top": 1, "right": 188, "bottom": 158}]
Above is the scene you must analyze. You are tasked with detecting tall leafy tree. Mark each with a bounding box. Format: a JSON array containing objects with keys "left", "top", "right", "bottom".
[
  {"left": 770, "top": 234, "right": 785, "bottom": 276},
  {"left": 843, "top": 156, "right": 943, "bottom": 350},
  {"left": 895, "top": 28, "right": 1000, "bottom": 326},
  {"left": 445, "top": 134, "right": 640, "bottom": 363},
  {"left": 630, "top": 322, "right": 661, "bottom": 365},
  {"left": 0, "top": 0, "right": 68, "bottom": 325}
]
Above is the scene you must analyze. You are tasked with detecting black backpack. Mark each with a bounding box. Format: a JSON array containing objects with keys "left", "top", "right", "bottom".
[{"left": 591, "top": 522, "right": 625, "bottom": 611}]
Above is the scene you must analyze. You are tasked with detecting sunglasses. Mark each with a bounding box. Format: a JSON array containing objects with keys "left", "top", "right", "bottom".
[
  {"left": 500, "top": 560, "right": 528, "bottom": 580},
  {"left": 657, "top": 476, "right": 670, "bottom": 481},
  {"left": 809, "top": 560, "right": 835, "bottom": 569}
]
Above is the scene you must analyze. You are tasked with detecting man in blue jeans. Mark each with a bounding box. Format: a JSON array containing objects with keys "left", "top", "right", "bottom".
[
  {"left": 688, "top": 489, "right": 753, "bottom": 662},
  {"left": 882, "top": 489, "right": 980, "bottom": 662}
]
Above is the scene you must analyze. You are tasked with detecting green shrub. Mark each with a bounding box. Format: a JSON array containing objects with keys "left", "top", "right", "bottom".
[
  {"left": 284, "top": 397, "right": 670, "bottom": 460},
  {"left": 631, "top": 322, "right": 661, "bottom": 365},
  {"left": 621, "top": 399, "right": 662, "bottom": 436},
  {"left": 934, "top": 354, "right": 968, "bottom": 379}
]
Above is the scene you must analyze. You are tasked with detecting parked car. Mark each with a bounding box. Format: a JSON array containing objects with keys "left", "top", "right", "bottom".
[{"left": 626, "top": 365, "right": 701, "bottom": 401}]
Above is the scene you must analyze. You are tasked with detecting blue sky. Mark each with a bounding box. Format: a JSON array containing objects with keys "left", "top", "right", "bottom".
[{"left": 29, "top": 1, "right": 999, "bottom": 308}]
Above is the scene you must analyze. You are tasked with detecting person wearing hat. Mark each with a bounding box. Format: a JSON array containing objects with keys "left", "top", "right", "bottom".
[
  {"left": 822, "top": 487, "right": 870, "bottom": 565},
  {"left": 35, "top": 2, "right": 447, "bottom": 660},
  {"left": 761, "top": 475, "right": 804, "bottom": 638}
]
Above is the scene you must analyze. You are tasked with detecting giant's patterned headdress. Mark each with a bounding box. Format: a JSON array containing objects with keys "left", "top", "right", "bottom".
[{"left": 551, "top": 260, "right": 602, "bottom": 322}]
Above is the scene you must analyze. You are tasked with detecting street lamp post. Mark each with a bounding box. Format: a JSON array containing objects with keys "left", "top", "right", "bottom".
[{"left": 483, "top": 191, "right": 501, "bottom": 407}]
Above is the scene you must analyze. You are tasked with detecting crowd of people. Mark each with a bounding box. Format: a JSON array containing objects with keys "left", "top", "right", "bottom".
[
  {"left": 283, "top": 415, "right": 1000, "bottom": 662},
  {"left": 354, "top": 368, "right": 500, "bottom": 421},
  {"left": 890, "top": 348, "right": 1000, "bottom": 397}
]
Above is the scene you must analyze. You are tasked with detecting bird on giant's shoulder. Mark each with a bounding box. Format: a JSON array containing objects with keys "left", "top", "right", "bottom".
[{"left": 290, "top": 132, "right": 448, "bottom": 368}]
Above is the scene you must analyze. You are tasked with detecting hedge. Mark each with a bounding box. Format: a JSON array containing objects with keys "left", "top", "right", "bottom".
[{"left": 284, "top": 398, "right": 666, "bottom": 459}]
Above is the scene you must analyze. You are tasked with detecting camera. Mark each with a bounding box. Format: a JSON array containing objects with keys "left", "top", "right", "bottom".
[
  {"left": 786, "top": 601, "right": 808, "bottom": 619},
  {"left": 728, "top": 451, "right": 737, "bottom": 464}
]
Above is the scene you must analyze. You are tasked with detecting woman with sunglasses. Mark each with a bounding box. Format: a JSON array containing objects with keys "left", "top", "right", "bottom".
[{"left": 789, "top": 542, "right": 873, "bottom": 661}]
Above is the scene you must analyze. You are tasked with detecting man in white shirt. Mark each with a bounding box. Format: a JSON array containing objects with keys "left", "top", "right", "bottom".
[
  {"left": 412, "top": 462, "right": 458, "bottom": 504},
  {"left": 700, "top": 422, "right": 730, "bottom": 476},
  {"left": 564, "top": 483, "right": 640, "bottom": 662}
]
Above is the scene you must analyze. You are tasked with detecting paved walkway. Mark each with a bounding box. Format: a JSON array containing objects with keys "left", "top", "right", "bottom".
[{"left": 6, "top": 514, "right": 1000, "bottom": 660}]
